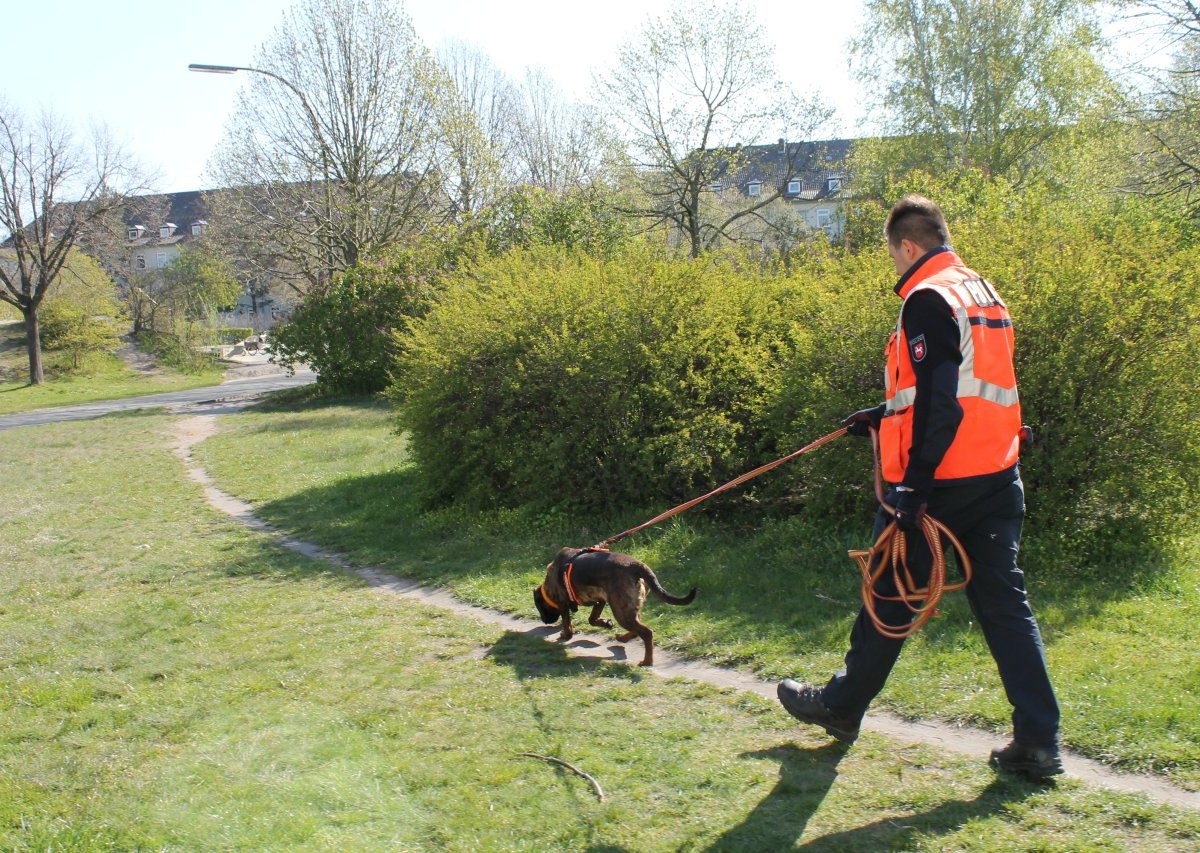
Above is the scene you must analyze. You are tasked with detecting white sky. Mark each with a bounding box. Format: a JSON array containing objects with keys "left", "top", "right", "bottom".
[{"left": 1, "top": 0, "right": 869, "bottom": 194}]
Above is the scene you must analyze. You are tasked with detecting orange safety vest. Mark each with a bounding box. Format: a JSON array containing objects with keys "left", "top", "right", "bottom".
[{"left": 880, "top": 250, "right": 1021, "bottom": 484}]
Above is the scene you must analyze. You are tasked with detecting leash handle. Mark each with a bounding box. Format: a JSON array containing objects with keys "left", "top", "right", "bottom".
[{"left": 594, "top": 426, "right": 849, "bottom": 549}]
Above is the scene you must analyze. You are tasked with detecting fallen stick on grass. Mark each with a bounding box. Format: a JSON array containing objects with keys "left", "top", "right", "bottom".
[{"left": 517, "top": 752, "right": 606, "bottom": 802}]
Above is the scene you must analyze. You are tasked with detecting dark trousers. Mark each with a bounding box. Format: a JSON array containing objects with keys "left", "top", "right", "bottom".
[{"left": 822, "top": 472, "right": 1061, "bottom": 748}]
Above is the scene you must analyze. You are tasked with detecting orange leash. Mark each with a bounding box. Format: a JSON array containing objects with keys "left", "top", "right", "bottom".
[
  {"left": 593, "top": 427, "right": 849, "bottom": 549},
  {"left": 847, "top": 429, "right": 972, "bottom": 639}
]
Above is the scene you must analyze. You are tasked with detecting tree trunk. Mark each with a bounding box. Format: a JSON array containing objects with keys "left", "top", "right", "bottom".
[{"left": 24, "top": 306, "right": 44, "bottom": 385}]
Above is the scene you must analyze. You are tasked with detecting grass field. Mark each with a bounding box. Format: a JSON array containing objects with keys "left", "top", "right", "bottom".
[
  {"left": 192, "top": 396, "right": 1200, "bottom": 793},
  {"left": 2, "top": 408, "right": 1198, "bottom": 849},
  {"left": 0, "top": 321, "right": 222, "bottom": 414}
]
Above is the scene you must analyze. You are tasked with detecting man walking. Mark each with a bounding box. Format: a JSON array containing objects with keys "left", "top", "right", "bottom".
[{"left": 777, "top": 194, "right": 1063, "bottom": 780}]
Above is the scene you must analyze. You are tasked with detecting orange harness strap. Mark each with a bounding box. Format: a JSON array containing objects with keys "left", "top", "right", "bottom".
[{"left": 563, "top": 562, "right": 581, "bottom": 607}]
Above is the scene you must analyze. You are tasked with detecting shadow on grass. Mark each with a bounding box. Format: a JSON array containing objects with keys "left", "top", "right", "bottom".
[
  {"left": 486, "top": 629, "right": 644, "bottom": 683},
  {"left": 703, "top": 742, "right": 849, "bottom": 851},
  {"left": 216, "top": 536, "right": 366, "bottom": 590},
  {"left": 795, "top": 776, "right": 1039, "bottom": 851}
]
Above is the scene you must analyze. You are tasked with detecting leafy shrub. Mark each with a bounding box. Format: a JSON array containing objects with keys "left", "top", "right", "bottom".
[
  {"left": 953, "top": 181, "right": 1200, "bottom": 567},
  {"left": 271, "top": 243, "right": 445, "bottom": 395},
  {"left": 208, "top": 326, "right": 255, "bottom": 345},
  {"left": 135, "top": 329, "right": 221, "bottom": 374},
  {"left": 38, "top": 251, "right": 125, "bottom": 372},
  {"left": 394, "top": 244, "right": 796, "bottom": 512}
]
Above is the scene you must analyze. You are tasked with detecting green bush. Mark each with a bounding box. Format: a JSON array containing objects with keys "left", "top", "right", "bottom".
[
  {"left": 953, "top": 181, "right": 1200, "bottom": 567},
  {"left": 38, "top": 250, "right": 125, "bottom": 372},
  {"left": 395, "top": 244, "right": 797, "bottom": 512},
  {"left": 271, "top": 244, "right": 444, "bottom": 395},
  {"left": 135, "top": 329, "right": 221, "bottom": 374},
  {"left": 209, "top": 326, "right": 255, "bottom": 345}
]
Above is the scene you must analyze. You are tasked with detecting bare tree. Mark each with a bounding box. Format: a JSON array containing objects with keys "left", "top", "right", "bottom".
[
  {"left": 1119, "top": 1, "right": 1200, "bottom": 211},
  {"left": 436, "top": 41, "right": 520, "bottom": 218},
  {"left": 513, "top": 69, "right": 612, "bottom": 194},
  {"left": 595, "top": 1, "right": 834, "bottom": 257},
  {"left": 205, "top": 0, "right": 448, "bottom": 295},
  {"left": 0, "top": 103, "right": 144, "bottom": 384}
]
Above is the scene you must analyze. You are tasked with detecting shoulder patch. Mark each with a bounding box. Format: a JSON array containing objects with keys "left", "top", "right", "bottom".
[{"left": 909, "top": 334, "right": 927, "bottom": 363}]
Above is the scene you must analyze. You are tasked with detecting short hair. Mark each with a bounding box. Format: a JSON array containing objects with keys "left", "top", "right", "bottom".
[{"left": 884, "top": 194, "right": 951, "bottom": 251}]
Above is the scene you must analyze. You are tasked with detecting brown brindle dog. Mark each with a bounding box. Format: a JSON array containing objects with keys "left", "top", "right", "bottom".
[{"left": 532, "top": 546, "right": 697, "bottom": 666}]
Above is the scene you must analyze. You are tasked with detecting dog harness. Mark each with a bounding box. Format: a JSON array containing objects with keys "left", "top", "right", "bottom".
[{"left": 543, "top": 547, "right": 611, "bottom": 612}]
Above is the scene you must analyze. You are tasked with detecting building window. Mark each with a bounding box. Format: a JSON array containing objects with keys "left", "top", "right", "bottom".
[
  {"left": 157, "top": 252, "right": 168, "bottom": 268},
  {"left": 128, "top": 228, "right": 138, "bottom": 240},
  {"left": 827, "top": 177, "right": 843, "bottom": 193},
  {"left": 747, "top": 180, "right": 762, "bottom": 197},
  {"left": 708, "top": 182, "right": 723, "bottom": 193},
  {"left": 191, "top": 223, "right": 203, "bottom": 236},
  {"left": 787, "top": 180, "right": 801, "bottom": 195},
  {"left": 135, "top": 255, "right": 147, "bottom": 270}
]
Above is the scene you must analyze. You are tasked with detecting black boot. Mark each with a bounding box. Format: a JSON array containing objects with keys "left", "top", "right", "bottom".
[
  {"left": 777, "top": 679, "right": 860, "bottom": 743},
  {"left": 989, "top": 739, "right": 1064, "bottom": 781}
]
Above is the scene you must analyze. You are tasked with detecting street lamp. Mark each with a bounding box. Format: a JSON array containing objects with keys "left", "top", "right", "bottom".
[{"left": 189, "top": 61, "right": 338, "bottom": 285}]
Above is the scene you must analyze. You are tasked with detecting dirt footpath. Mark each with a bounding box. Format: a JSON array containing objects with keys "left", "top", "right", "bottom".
[{"left": 171, "top": 408, "right": 1199, "bottom": 813}]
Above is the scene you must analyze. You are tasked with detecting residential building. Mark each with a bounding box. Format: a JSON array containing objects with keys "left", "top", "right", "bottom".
[
  {"left": 122, "top": 189, "right": 293, "bottom": 329},
  {"left": 710, "top": 138, "right": 852, "bottom": 240}
]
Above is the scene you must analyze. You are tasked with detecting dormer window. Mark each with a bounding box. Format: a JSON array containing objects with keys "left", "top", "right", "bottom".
[
  {"left": 160, "top": 223, "right": 177, "bottom": 239},
  {"left": 128, "top": 225, "right": 145, "bottom": 240},
  {"left": 747, "top": 180, "right": 762, "bottom": 197},
  {"left": 826, "top": 177, "right": 843, "bottom": 193},
  {"left": 191, "top": 220, "right": 207, "bottom": 237},
  {"left": 708, "top": 182, "right": 723, "bottom": 193},
  {"left": 787, "top": 180, "right": 801, "bottom": 195}
]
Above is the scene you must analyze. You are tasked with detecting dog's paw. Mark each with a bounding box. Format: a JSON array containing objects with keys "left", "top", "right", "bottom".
[{"left": 591, "top": 618, "right": 614, "bottom": 629}]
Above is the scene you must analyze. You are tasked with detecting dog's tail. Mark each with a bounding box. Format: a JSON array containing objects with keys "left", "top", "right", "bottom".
[{"left": 636, "top": 563, "right": 697, "bottom": 606}]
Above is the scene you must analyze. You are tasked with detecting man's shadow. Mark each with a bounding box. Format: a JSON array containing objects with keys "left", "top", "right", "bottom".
[
  {"left": 796, "top": 776, "right": 1039, "bottom": 850},
  {"left": 706, "top": 747, "right": 1038, "bottom": 851},
  {"left": 706, "top": 743, "right": 848, "bottom": 851}
]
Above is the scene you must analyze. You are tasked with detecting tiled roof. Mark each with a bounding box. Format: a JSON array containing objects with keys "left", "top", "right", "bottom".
[{"left": 712, "top": 138, "right": 852, "bottom": 199}]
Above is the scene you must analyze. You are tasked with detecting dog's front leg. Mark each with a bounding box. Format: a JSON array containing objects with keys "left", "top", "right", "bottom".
[
  {"left": 588, "top": 603, "right": 613, "bottom": 630},
  {"left": 558, "top": 612, "right": 575, "bottom": 642}
]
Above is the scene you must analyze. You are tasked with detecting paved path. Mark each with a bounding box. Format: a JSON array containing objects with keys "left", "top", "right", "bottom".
[
  {"left": 0, "top": 365, "right": 316, "bottom": 431},
  {"left": 169, "top": 405, "right": 1200, "bottom": 814}
]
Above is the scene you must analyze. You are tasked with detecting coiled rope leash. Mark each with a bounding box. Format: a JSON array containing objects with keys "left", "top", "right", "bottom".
[{"left": 847, "top": 429, "right": 972, "bottom": 640}]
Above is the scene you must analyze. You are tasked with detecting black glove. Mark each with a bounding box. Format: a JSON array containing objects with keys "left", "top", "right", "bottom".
[
  {"left": 887, "top": 488, "right": 928, "bottom": 533},
  {"left": 842, "top": 404, "right": 885, "bottom": 438}
]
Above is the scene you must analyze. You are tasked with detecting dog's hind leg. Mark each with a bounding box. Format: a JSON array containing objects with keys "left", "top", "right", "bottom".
[
  {"left": 587, "top": 603, "right": 613, "bottom": 630},
  {"left": 633, "top": 621, "right": 654, "bottom": 666},
  {"left": 614, "top": 617, "right": 654, "bottom": 666}
]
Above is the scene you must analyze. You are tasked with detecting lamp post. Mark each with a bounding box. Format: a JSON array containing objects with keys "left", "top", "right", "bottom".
[{"left": 189, "top": 62, "right": 338, "bottom": 287}]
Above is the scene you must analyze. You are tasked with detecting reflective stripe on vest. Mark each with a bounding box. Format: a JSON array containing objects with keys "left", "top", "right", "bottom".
[{"left": 881, "top": 256, "right": 1021, "bottom": 483}]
